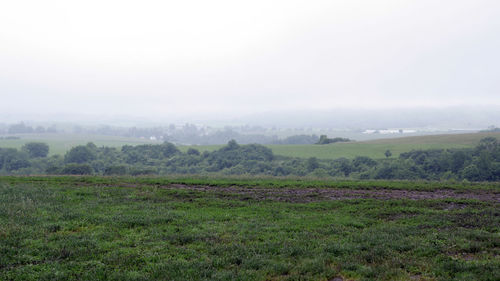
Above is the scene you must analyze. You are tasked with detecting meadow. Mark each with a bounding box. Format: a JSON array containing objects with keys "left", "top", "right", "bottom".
[
  {"left": 186, "top": 132, "right": 500, "bottom": 159},
  {"left": 0, "top": 134, "right": 155, "bottom": 156},
  {"left": 2, "top": 132, "right": 498, "bottom": 160},
  {"left": 1, "top": 176, "right": 498, "bottom": 281}
]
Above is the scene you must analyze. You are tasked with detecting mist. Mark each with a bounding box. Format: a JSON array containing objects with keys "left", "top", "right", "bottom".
[{"left": 1, "top": 0, "right": 499, "bottom": 127}]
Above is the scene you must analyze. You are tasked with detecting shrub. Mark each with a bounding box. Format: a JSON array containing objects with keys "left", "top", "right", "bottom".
[
  {"left": 22, "top": 142, "right": 49, "bottom": 158},
  {"left": 61, "top": 164, "right": 94, "bottom": 175}
]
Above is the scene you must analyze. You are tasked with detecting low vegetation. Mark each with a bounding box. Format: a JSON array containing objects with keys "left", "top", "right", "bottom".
[
  {"left": 0, "top": 176, "right": 498, "bottom": 280},
  {"left": 0, "top": 136, "right": 499, "bottom": 181}
]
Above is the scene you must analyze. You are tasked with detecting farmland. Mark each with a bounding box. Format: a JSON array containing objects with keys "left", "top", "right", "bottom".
[
  {"left": 2, "top": 132, "right": 498, "bottom": 160},
  {"left": 1, "top": 176, "right": 499, "bottom": 281},
  {"left": 266, "top": 132, "right": 500, "bottom": 159},
  {"left": 0, "top": 134, "right": 155, "bottom": 156}
]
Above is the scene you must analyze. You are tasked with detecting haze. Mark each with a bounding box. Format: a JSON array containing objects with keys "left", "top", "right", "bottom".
[{"left": 1, "top": 0, "right": 499, "bottom": 124}]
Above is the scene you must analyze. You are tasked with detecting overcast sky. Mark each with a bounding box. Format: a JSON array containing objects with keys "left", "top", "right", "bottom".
[{"left": 1, "top": 0, "right": 499, "bottom": 121}]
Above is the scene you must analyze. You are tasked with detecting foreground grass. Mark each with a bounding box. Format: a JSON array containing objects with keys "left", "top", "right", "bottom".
[
  {"left": 0, "top": 177, "right": 499, "bottom": 281},
  {"left": 2, "top": 175, "right": 499, "bottom": 191}
]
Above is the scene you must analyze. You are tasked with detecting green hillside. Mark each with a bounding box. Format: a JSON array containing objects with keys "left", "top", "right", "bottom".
[
  {"left": 1, "top": 132, "right": 498, "bottom": 160},
  {"left": 266, "top": 132, "right": 500, "bottom": 159},
  {"left": 0, "top": 134, "right": 154, "bottom": 155}
]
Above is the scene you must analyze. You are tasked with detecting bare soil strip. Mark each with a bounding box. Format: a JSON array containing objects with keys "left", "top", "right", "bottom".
[{"left": 163, "top": 184, "right": 500, "bottom": 203}]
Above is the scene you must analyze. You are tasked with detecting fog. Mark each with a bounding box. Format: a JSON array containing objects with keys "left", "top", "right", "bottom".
[{"left": 1, "top": 0, "right": 499, "bottom": 127}]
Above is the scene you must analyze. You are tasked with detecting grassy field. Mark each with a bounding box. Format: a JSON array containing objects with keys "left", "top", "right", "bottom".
[
  {"left": 0, "top": 134, "right": 155, "bottom": 155},
  {"left": 0, "top": 176, "right": 499, "bottom": 280},
  {"left": 266, "top": 132, "right": 500, "bottom": 160},
  {"left": 1, "top": 132, "right": 499, "bottom": 160},
  {"left": 180, "top": 132, "right": 500, "bottom": 159}
]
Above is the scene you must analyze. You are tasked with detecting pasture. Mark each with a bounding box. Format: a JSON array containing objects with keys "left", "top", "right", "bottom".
[
  {"left": 185, "top": 132, "right": 500, "bottom": 159},
  {"left": 0, "top": 176, "right": 499, "bottom": 280},
  {"left": 1, "top": 132, "right": 499, "bottom": 159},
  {"left": 0, "top": 134, "right": 155, "bottom": 155}
]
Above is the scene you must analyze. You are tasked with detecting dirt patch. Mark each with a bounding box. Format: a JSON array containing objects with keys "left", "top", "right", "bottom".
[{"left": 161, "top": 184, "right": 500, "bottom": 203}]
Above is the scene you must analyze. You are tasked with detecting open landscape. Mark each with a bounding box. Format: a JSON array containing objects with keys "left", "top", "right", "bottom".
[
  {"left": 0, "top": 134, "right": 155, "bottom": 156},
  {"left": 2, "top": 131, "right": 498, "bottom": 159},
  {"left": 1, "top": 176, "right": 499, "bottom": 281},
  {"left": 2, "top": 1, "right": 500, "bottom": 280}
]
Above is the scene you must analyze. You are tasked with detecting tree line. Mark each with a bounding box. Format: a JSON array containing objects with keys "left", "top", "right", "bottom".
[{"left": 0, "top": 137, "right": 499, "bottom": 181}]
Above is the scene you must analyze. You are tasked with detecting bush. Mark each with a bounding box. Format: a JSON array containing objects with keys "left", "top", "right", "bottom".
[
  {"left": 187, "top": 148, "right": 200, "bottom": 156},
  {"left": 0, "top": 148, "right": 31, "bottom": 171},
  {"left": 61, "top": 164, "right": 94, "bottom": 175},
  {"left": 65, "top": 145, "right": 96, "bottom": 164},
  {"left": 104, "top": 165, "right": 128, "bottom": 175},
  {"left": 22, "top": 142, "right": 49, "bottom": 158}
]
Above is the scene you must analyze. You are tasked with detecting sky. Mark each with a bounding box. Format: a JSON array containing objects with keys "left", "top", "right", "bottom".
[{"left": 1, "top": 0, "right": 499, "bottom": 123}]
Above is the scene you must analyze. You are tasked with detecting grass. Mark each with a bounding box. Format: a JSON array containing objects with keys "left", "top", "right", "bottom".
[
  {"left": 0, "top": 134, "right": 155, "bottom": 155},
  {"left": 182, "top": 132, "right": 500, "bottom": 160},
  {"left": 0, "top": 176, "right": 499, "bottom": 280},
  {"left": 1, "top": 132, "right": 499, "bottom": 159},
  {"left": 266, "top": 132, "right": 500, "bottom": 160},
  {"left": 2, "top": 175, "right": 499, "bottom": 191}
]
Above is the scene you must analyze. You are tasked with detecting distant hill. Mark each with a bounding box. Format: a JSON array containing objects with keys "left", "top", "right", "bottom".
[
  {"left": 266, "top": 132, "right": 500, "bottom": 160},
  {"left": 361, "top": 131, "right": 500, "bottom": 145}
]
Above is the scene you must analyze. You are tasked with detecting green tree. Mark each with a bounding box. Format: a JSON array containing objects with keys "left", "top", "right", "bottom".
[
  {"left": 476, "top": 137, "right": 498, "bottom": 153},
  {"left": 65, "top": 145, "right": 96, "bottom": 164},
  {"left": 316, "top": 135, "right": 351, "bottom": 145},
  {"left": 22, "top": 142, "right": 49, "bottom": 158},
  {"left": 462, "top": 164, "right": 480, "bottom": 181},
  {"left": 384, "top": 149, "right": 392, "bottom": 158},
  {"left": 104, "top": 165, "right": 128, "bottom": 175},
  {"left": 307, "top": 157, "right": 319, "bottom": 172},
  {"left": 0, "top": 148, "right": 31, "bottom": 171},
  {"left": 187, "top": 148, "right": 200, "bottom": 156},
  {"left": 61, "top": 164, "right": 93, "bottom": 175}
]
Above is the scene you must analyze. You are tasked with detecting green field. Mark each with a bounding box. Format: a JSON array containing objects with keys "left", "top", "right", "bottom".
[
  {"left": 1, "top": 176, "right": 499, "bottom": 280},
  {"left": 2, "top": 132, "right": 499, "bottom": 160},
  {"left": 0, "top": 134, "right": 155, "bottom": 155},
  {"left": 183, "top": 132, "right": 500, "bottom": 160}
]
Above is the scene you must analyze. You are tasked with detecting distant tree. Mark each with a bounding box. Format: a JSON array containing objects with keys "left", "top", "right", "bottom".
[
  {"left": 121, "top": 142, "right": 180, "bottom": 164},
  {"left": 481, "top": 125, "right": 500, "bottom": 133},
  {"left": 225, "top": 139, "right": 239, "bottom": 150},
  {"left": 187, "top": 148, "right": 200, "bottom": 156},
  {"left": 451, "top": 151, "right": 467, "bottom": 173},
  {"left": 161, "top": 142, "right": 180, "bottom": 157},
  {"left": 46, "top": 125, "right": 57, "bottom": 133},
  {"left": 374, "top": 164, "right": 395, "bottom": 179},
  {"left": 104, "top": 165, "right": 128, "bottom": 175},
  {"left": 276, "top": 135, "right": 319, "bottom": 145},
  {"left": 61, "top": 164, "right": 93, "bottom": 175},
  {"left": 0, "top": 148, "right": 31, "bottom": 171},
  {"left": 476, "top": 137, "right": 498, "bottom": 153},
  {"left": 384, "top": 149, "right": 392, "bottom": 158},
  {"left": 462, "top": 164, "right": 480, "bottom": 181},
  {"left": 45, "top": 165, "right": 62, "bottom": 174},
  {"left": 307, "top": 157, "right": 319, "bottom": 172},
  {"left": 316, "top": 135, "right": 351, "bottom": 145},
  {"left": 34, "top": 126, "right": 46, "bottom": 133},
  {"left": 65, "top": 145, "right": 96, "bottom": 164},
  {"left": 22, "top": 142, "right": 49, "bottom": 158},
  {"left": 335, "top": 158, "right": 352, "bottom": 176},
  {"left": 8, "top": 122, "right": 34, "bottom": 134},
  {"left": 352, "top": 156, "right": 377, "bottom": 168}
]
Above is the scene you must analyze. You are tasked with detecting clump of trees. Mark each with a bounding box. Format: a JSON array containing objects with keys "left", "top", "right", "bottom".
[
  {"left": 0, "top": 138, "right": 499, "bottom": 182},
  {"left": 6, "top": 123, "right": 57, "bottom": 134},
  {"left": 316, "top": 135, "right": 351, "bottom": 145},
  {"left": 22, "top": 142, "right": 49, "bottom": 158}
]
